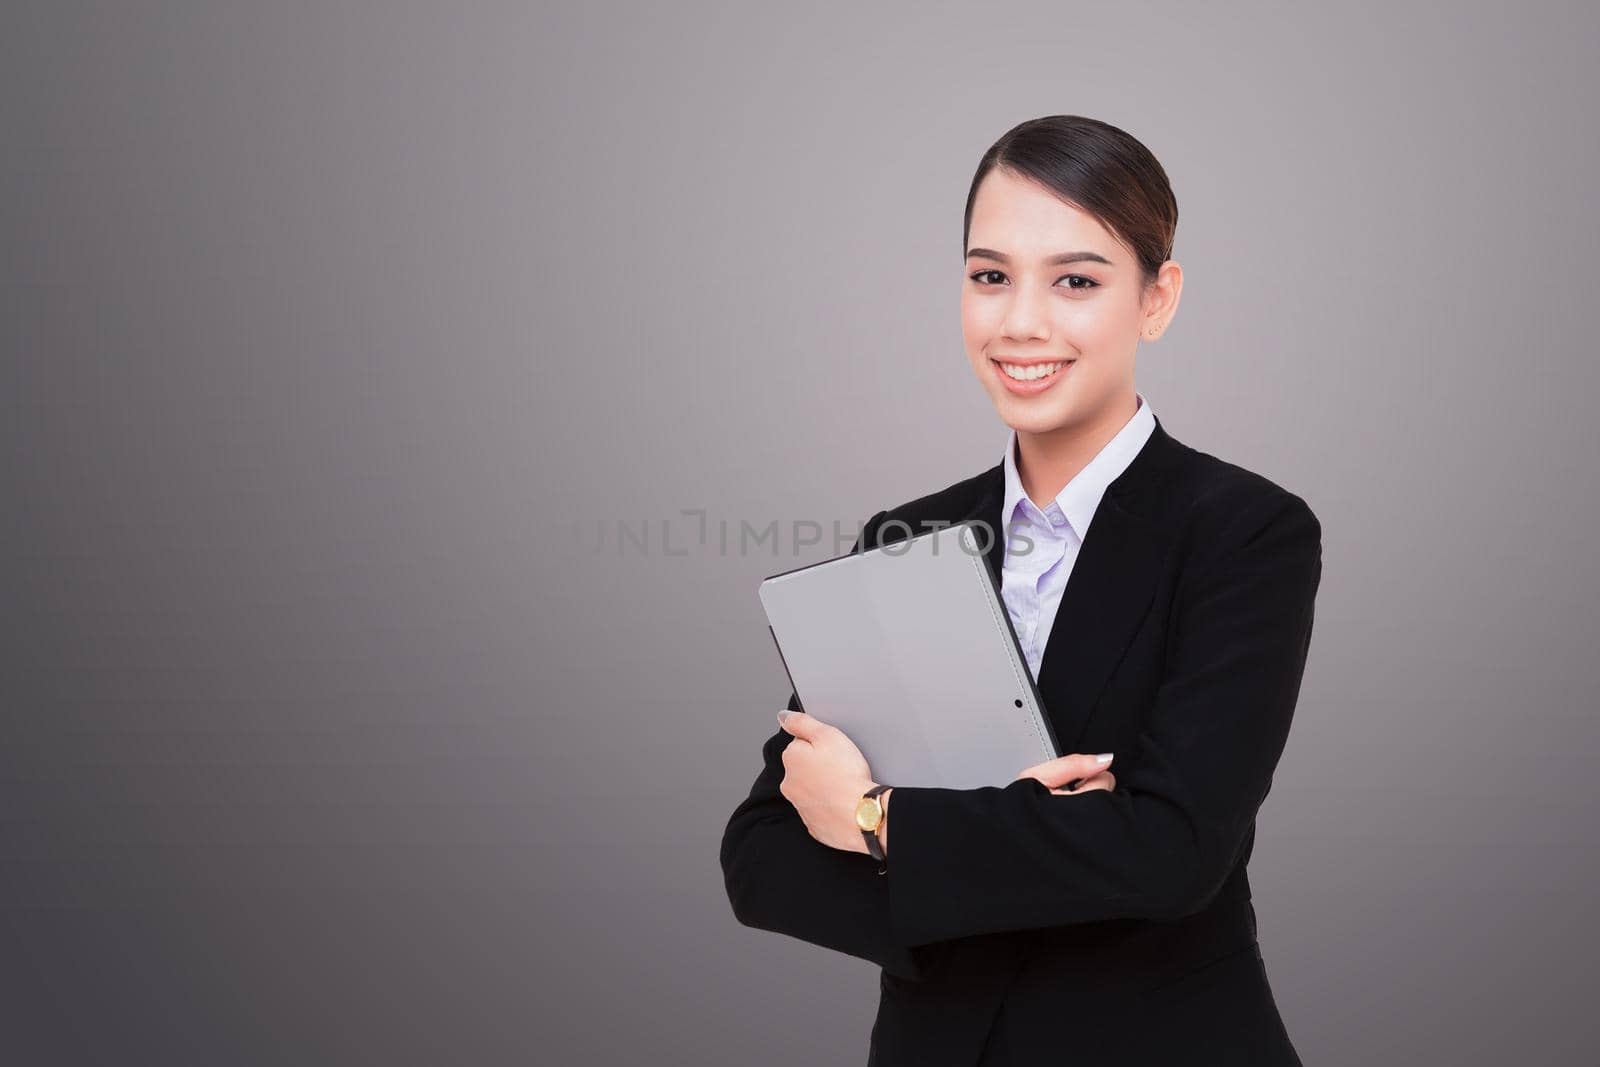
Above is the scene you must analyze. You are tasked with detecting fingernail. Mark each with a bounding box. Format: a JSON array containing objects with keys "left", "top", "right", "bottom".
[
  {"left": 1096, "top": 753, "right": 1114, "bottom": 763},
  {"left": 777, "top": 710, "right": 796, "bottom": 725}
]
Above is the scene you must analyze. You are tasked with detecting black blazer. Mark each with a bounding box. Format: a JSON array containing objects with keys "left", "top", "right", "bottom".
[{"left": 719, "top": 415, "right": 1321, "bottom": 1066}]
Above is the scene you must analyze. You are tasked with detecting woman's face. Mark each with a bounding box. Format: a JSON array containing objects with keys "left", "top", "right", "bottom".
[{"left": 961, "top": 166, "right": 1173, "bottom": 438}]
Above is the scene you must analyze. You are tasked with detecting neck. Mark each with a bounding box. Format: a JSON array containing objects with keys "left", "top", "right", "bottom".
[{"left": 1015, "top": 393, "right": 1139, "bottom": 509}]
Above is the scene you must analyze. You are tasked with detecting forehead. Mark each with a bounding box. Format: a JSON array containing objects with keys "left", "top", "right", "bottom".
[{"left": 968, "top": 167, "right": 1118, "bottom": 259}]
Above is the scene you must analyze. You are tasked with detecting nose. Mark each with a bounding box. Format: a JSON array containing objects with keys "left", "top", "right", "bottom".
[{"left": 999, "top": 281, "right": 1051, "bottom": 343}]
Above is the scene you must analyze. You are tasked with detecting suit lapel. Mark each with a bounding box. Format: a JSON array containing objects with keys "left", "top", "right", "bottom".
[{"left": 957, "top": 416, "right": 1187, "bottom": 754}]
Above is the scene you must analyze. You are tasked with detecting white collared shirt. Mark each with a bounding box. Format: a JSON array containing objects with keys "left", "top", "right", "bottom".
[{"left": 999, "top": 392, "right": 1157, "bottom": 680}]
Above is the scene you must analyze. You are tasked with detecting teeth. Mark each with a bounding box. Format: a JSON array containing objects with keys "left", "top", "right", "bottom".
[{"left": 998, "top": 361, "right": 1069, "bottom": 381}]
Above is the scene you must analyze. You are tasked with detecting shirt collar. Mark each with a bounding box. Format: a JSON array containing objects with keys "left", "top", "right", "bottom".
[{"left": 1000, "top": 391, "right": 1157, "bottom": 540}]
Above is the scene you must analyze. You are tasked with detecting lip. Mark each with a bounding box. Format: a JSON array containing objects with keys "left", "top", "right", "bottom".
[{"left": 990, "top": 357, "right": 1075, "bottom": 395}]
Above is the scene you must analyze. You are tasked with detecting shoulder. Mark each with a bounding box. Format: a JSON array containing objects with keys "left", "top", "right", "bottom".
[
  {"left": 859, "top": 466, "right": 999, "bottom": 549},
  {"left": 853, "top": 428, "right": 1322, "bottom": 557},
  {"left": 1163, "top": 441, "right": 1322, "bottom": 569},
  {"left": 1175, "top": 443, "right": 1319, "bottom": 525}
]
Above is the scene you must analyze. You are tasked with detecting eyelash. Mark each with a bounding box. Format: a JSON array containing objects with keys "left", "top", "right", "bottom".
[{"left": 968, "top": 270, "right": 1099, "bottom": 291}]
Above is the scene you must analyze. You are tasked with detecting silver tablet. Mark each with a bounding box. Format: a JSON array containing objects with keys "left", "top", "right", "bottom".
[{"left": 759, "top": 520, "right": 1059, "bottom": 790}]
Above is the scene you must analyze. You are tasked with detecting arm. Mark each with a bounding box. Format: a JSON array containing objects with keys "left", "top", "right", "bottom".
[
  {"left": 717, "top": 510, "right": 933, "bottom": 978},
  {"left": 882, "top": 491, "right": 1323, "bottom": 948}
]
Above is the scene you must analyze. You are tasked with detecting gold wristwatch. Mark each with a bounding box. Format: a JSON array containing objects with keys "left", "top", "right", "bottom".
[{"left": 855, "top": 783, "right": 891, "bottom": 875}]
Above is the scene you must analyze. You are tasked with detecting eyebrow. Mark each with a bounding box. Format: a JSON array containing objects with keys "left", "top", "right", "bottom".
[{"left": 965, "top": 247, "right": 1115, "bottom": 267}]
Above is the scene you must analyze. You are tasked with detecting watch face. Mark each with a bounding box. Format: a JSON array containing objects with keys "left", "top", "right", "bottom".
[{"left": 854, "top": 797, "right": 882, "bottom": 831}]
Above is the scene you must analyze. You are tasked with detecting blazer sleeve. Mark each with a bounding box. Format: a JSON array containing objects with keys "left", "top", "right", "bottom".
[
  {"left": 881, "top": 489, "right": 1323, "bottom": 948},
  {"left": 717, "top": 509, "right": 940, "bottom": 980}
]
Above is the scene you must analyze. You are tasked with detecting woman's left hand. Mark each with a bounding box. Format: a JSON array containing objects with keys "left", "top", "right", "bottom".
[{"left": 776, "top": 710, "right": 876, "bottom": 854}]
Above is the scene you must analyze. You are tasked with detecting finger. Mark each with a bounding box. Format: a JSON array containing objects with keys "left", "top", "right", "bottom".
[
  {"left": 1018, "top": 752, "right": 1114, "bottom": 789},
  {"left": 1017, "top": 752, "right": 1114, "bottom": 784},
  {"left": 1036, "top": 767, "right": 1113, "bottom": 793},
  {"left": 777, "top": 709, "right": 819, "bottom": 739},
  {"left": 1050, "top": 770, "right": 1116, "bottom": 795}
]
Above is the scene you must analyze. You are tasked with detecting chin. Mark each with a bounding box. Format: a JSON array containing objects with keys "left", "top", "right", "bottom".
[
  {"left": 996, "top": 402, "right": 1074, "bottom": 436},
  {"left": 979, "top": 395, "right": 1068, "bottom": 431}
]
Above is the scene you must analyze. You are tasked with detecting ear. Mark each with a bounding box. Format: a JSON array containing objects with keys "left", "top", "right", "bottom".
[{"left": 1142, "top": 260, "right": 1183, "bottom": 335}]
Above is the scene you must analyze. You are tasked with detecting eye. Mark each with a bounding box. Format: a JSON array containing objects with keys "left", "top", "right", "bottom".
[{"left": 967, "top": 270, "right": 1100, "bottom": 291}]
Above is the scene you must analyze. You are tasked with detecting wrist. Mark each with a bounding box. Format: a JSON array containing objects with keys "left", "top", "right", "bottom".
[
  {"left": 877, "top": 788, "right": 891, "bottom": 855},
  {"left": 854, "top": 781, "right": 890, "bottom": 861}
]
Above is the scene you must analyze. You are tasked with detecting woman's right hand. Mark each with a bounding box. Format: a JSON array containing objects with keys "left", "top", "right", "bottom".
[{"left": 1016, "top": 752, "right": 1116, "bottom": 796}]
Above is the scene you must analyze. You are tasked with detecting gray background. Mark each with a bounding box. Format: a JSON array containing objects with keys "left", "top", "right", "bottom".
[{"left": 5, "top": 1, "right": 1597, "bottom": 1063}]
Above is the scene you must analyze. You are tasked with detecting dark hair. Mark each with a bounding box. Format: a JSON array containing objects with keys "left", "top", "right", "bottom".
[{"left": 963, "top": 116, "right": 1177, "bottom": 288}]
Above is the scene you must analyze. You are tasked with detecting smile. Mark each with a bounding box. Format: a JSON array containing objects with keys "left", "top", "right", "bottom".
[{"left": 991, "top": 358, "right": 1075, "bottom": 394}]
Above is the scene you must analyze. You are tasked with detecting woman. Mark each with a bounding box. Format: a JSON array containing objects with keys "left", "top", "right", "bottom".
[{"left": 719, "top": 115, "right": 1319, "bottom": 1066}]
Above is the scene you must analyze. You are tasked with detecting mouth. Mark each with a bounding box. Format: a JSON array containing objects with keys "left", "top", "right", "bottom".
[{"left": 990, "top": 357, "right": 1075, "bottom": 395}]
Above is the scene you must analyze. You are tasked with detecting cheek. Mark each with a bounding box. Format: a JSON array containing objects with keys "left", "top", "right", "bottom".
[
  {"left": 1070, "top": 302, "right": 1137, "bottom": 344},
  {"left": 1062, "top": 304, "right": 1113, "bottom": 340},
  {"left": 959, "top": 304, "right": 984, "bottom": 359},
  {"left": 961, "top": 296, "right": 1001, "bottom": 351}
]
